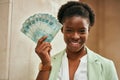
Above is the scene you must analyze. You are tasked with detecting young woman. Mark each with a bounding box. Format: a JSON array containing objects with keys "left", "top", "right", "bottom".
[{"left": 35, "top": 1, "right": 118, "bottom": 80}]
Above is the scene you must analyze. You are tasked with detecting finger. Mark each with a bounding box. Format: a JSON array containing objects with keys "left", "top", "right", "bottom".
[
  {"left": 35, "top": 42, "right": 51, "bottom": 54},
  {"left": 47, "top": 46, "right": 52, "bottom": 55},
  {"left": 40, "top": 42, "right": 51, "bottom": 51},
  {"left": 36, "top": 45, "right": 51, "bottom": 58},
  {"left": 40, "top": 47, "right": 51, "bottom": 56},
  {"left": 43, "top": 46, "right": 51, "bottom": 55},
  {"left": 36, "top": 36, "right": 47, "bottom": 48},
  {"left": 37, "top": 36, "right": 47, "bottom": 44},
  {"left": 42, "top": 43, "right": 51, "bottom": 50}
]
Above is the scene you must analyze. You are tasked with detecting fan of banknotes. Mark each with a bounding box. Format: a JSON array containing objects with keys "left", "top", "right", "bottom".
[{"left": 21, "top": 13, "right": 62, "bottom": 43}]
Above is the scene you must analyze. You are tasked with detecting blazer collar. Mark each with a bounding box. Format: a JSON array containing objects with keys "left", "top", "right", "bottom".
[
  {"left": 86, "top": 47, "right": 98, "bottom": 63},
  {"left": 86, "top": 47, "right": 103, "bottom": 80},
  {"left": 50, "top": 47, "right": 103, "bottom": 80}
]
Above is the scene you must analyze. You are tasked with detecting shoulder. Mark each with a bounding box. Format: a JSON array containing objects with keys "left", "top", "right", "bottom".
[
  {"left": 95, "top": 53, "right": 118, "bottom": 79},
  {"left": 87, "top": 47, "right": 116, "bottom": 72},
  {"left": 52, "top": 49, "right": 65, "bottom": 58},
  {"left": 94, "top": 52, "right": 111, "bottom": 62},
  {"left": 87, "top": 47, "right": 113, "bottom": 63},
  {"left": 51, "top": 49, "right": 65, "bottom": 62},
  {"left": 87, "top": 47, "right": 118, "bottom": 79},
  {"left": 92, "top": 52, "right": 115, "bottom": 68}
]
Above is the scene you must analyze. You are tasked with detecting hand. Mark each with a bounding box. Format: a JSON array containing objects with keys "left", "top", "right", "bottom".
[{"left": 35, "top": 36, "right": 52, "bottom": 66}]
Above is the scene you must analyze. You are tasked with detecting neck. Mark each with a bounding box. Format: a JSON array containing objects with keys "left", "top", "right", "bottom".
[{"left": 66, "top": 47, "right": 86, "bottom": 61}]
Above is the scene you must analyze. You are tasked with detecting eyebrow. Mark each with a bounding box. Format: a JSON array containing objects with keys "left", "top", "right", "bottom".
[
  {"left": 65, "top": 26, "right": 87, "bottom": 29},
  {"left": 65, "top": 26, "right": 72, "bottom": 28}
]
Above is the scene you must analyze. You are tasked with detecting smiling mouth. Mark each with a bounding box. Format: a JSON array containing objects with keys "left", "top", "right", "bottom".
[{"left": 70, "top": 41, "right": 80, "bottom": 47}]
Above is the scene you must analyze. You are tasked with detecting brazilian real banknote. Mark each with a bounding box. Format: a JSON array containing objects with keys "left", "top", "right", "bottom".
[{"left": 21, "top": 13, "right": 62, "bottom": 43}]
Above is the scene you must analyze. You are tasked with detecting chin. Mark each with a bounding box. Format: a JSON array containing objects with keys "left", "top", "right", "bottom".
[
  {"left": 67, "top": 44, "right": 85, "bottom": 53},
  {"left": 67, "top": 47, "right": 82, "bottom": 53}
]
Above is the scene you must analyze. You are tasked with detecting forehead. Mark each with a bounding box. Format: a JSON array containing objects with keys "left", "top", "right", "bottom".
[{"left": 63, "top": 16, "right": 89, "bottom": 28}]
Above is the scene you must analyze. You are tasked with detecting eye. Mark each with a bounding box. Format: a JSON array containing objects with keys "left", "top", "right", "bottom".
[
  {"left": 79, "top": 29, "right": 86, "bottom": 33},
  {"left": 66, "top": 29, "right": 72, "bottom": 32},
  {"left": 65, "top": 28, "right": 73, "bottom": 32}
]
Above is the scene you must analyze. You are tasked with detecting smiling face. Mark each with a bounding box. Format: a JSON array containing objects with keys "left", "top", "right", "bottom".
[{"left": 62, "top": 16, "right": 90, "bottom": 53}]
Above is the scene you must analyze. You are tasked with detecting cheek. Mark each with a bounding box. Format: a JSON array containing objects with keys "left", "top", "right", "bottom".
[
  {"left": 63, "top": 34, "right": 69, "bottom": 40},
  {"left": 80, "top": 35, "right": 89, "bottom": 43},
  {"left": 63, "top": 33, "right": 70, "bottom": 42}
]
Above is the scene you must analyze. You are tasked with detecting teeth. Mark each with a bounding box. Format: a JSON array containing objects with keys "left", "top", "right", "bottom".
[
  {"left": 72, "top": 42, "right": 78, "bottom": 43},
  {"left": 71, "top": 41, "right": 79, "bottom": 43},
  {"left": 71, "top": 42, "right": 79, "bottom": 44}
]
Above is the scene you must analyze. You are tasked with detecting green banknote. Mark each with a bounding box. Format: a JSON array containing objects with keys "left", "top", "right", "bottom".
[{"left": 21, "top": 13, "right": 62, "bottom": 43}]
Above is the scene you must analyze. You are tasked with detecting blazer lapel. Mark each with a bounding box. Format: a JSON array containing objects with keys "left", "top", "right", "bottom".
[
  {"left": 87, "top": 48, "right": 103, "bottom": 80},
  {"left": 49, "top": 48, "right": 104, "bottom": 80},
  {"left": 49, "top": 49, "right": 65, "bottom": 80}
]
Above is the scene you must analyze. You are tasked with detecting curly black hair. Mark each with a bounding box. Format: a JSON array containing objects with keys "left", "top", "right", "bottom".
[{"left": 57, "top": 1, "right": 95, "bottom": 26}]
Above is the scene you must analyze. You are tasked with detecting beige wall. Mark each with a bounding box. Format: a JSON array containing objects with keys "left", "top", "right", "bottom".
[
  {"left": 82, "top": 0, "right": 120, "bottom": 79},
  {"left": 103, "top": 0, "right": 120, "bottom": 78},
  {"left": 0, "top": 0, "right": 120, "bottom": 80},
  {"left": 0, "top": 0, "right": 75, "bottom": 80},
  {"left": 0, "top": 0, "right": 10, "bottom": 79},
  {"left": 8, "top": 0, "right": 67, "bottom": 80}
]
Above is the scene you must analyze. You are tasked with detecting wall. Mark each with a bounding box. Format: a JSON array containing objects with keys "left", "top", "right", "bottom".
[
  {"left": 8, "top": 0, "right": 67, "bottom": 80},
  {"left": 0, "top": 0, "right": 75, "bottom": 80},
  {"left": 103, "top": 0, "right": 120, "bottom": 78},
  {"left": 82, "top": 0, "right": 120, "bottom": 79},
  {"left": 0, "top": 0, "right": 120, "bottom": 80},
  {"left": 0, "top": 0, "right": 10, "bottom": 79}
]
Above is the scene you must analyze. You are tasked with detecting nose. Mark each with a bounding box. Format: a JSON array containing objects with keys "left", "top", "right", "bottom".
[{"left": 72, "top": 32, "right": 80, "bottom": 40}]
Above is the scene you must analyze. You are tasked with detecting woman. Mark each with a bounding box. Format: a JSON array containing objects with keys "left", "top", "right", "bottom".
[{"left": 35, "top": 1, "right": 118, "bottom": 80}]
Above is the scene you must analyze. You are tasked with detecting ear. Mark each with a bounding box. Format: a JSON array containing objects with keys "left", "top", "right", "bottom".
[
  {"left": 88, "top": 26, "right": 91, "bottom": 32},
  {"left": 61, "top": 27, "right": 63, "bottom": 33}
]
